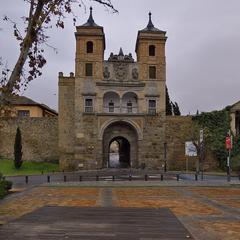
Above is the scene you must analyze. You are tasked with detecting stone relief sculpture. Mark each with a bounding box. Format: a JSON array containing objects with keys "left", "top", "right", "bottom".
[
  {"left": 132, "top": 68, "right": 138, "bottom": 80},
  {"left": 103, "top": 66, "right": 110, "bottom": 79},
  {"left": 113, "top": 62, "right": 128, "bottom": 81}
]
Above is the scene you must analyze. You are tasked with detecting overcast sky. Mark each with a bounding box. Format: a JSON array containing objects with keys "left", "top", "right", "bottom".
[{"left": 0, "top": 0, "right": 240, "bottom": 115}]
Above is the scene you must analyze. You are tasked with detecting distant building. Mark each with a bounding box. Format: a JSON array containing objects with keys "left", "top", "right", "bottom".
[
  {"left": 0, "top": 95, "right": 57, "bottom": 117},
  {"left": 230, "top": 101, "right": 240, "bottom": 136}
]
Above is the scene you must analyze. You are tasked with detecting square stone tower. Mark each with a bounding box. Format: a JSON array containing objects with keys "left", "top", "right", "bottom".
[{"left": 59, "top": 9, "right": 167, "bottom": 170}]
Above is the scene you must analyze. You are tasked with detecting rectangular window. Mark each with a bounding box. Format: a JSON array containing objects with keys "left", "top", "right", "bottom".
[
  {"left": 17, "top": 110, "right": 30, "bottom": 117},
  {"left": 85, "top": 99, "right": 93, "bottom": 113},
  {"left": 109, "top": 102, "right": 114, "bottom": 113},
  {"left": 148, "top": 100, "right": 156, "bottom": 114},
  {"left": 85, "top": 63, "right": 93, "bottom": 76},
  {"left": 127, "top": 102, "right": 133, "bottom": 113},
  {"left": 149, "top": 66, "right": 156, "bottom": 79}
]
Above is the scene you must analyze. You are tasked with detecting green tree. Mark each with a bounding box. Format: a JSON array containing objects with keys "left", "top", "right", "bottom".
[
  {"left": 193, "top": 109, "right": 231, "bottom": 169},
  {"left": 166, "top": 86, "right": 172, "bottom": 115},
  {"left": 14, "top": 127, "right": 23, "bottom": 169},
  {"left": 172, "top": 101, "right": 181, "bottom": 116}
]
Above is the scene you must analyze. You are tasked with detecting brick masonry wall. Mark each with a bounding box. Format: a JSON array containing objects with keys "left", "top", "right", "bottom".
[{"left": 0, "top": 118, "right": 58, "bottom": 162}]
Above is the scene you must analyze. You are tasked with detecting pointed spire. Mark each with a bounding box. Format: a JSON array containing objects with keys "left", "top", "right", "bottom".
[
  {"left": 87, "top": 7, "right": 94, "bottom": 25},
  {"left": 147, "top": 12, "right": 154, "bottom": 29},
  {"left": 139, "top": 11, "right": 165, "bottom": 33},
  {"left": 82, "top": 7, "right": 99, "bottom": 27},
  {"left": 119, "top": 47, "right": 124, "bottom": 56}
]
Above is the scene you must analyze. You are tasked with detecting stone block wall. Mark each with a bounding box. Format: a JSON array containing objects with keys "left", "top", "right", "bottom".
[
  {"left": 166, "top": 116, "right": 218, "bottom": 171},
  {"left": 0, "top": 118, "right": 58, "bottom": 162},
  {"left": 0, "top": 115, "right": 218, "bottom": 170},
  {"left": 139, "top": 115, "right": 166, "bottom": 169}
]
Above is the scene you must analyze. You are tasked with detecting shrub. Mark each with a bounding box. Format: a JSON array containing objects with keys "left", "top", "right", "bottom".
[
  {"left": 14, "top": 127, "right": 23, "bottom": 169},
  {"left": 0, "top": 179, "right": 12, "bottom": 199}
]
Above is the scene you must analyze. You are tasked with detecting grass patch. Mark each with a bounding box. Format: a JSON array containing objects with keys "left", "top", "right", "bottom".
[{"left": 0, "top": 159, "right": 59, "bottom": 176}]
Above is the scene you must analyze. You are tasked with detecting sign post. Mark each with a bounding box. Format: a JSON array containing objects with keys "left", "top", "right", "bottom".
[
  {"left": 199, "top": 129, "right": 204, "bottom": 180},
  {"left": 185, "top": 141, "right": 197, "bottom": 173},
  {"left": 226, "top": 130, "right": 232, "bottom": 182}
]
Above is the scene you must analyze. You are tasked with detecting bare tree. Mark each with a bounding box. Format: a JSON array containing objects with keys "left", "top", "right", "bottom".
[{"left": 0, "top": 0, "right": 117, "bottom": 98}]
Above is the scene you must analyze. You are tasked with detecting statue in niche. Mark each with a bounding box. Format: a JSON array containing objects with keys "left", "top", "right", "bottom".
[
  {"left": 103, "top": 66, "right": 110, "bottom": 79},
  {"left": 132, "top": 68, "right": 138, "bottom": 80}
]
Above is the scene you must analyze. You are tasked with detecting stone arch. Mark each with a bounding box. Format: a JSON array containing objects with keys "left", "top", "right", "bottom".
[
  {"left": 122, "top": 92, "right": 138, "bottom": 113},
  {"left": 108, "top": 136, "right": 130, "bottom": 168},
  {"left": 99, "top": 118, "right": 143, "bottom": 140},
  {"left": 103, "top": 91, "right": 120, "bottom": 113},
  {"left": 102, "top": 120, "right": 139, "bottom": 168}
]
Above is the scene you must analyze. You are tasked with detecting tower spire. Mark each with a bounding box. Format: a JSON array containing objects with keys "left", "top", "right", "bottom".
[
  {"left": 147, "top": 11, "right": 154, "bottom": 29},
  {"left": 87, "top": 6, "right": 94, "bottom": 25},
  {"left": 81, "top": 6, "right": 99, "bottom": 27},
  {"left": 119, "top": 47, "right": 124, "bottom": 56}
]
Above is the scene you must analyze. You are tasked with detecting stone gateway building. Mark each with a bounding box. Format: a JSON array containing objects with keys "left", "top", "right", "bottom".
[{"left": 59, "top": 9, "right": 168, "bottom": 170}]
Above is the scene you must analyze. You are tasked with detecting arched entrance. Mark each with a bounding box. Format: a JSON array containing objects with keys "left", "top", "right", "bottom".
[
  {"left": 109, "top": 137, "right": 130, "bottom": 168},
  {"left": 102, "top": 121, "right": 138, "bottom": 168}
]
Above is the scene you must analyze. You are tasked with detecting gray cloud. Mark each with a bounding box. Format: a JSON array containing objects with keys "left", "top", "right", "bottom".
[{"left": 0, "top": 0, "right": 239, "bottom": 114}]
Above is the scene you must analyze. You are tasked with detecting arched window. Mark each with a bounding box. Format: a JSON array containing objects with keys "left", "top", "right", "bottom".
[
  {"left": 86, "top": 41, "right": 93, "bottom": 53},
  {"left": 122, "top": 92, "right": 138, "bottom": 113},
  {"left": 149, "top": 45, "right": 155, "bottom": 56},
  {"left": 103, "top": 92, "right": 120, "bottom": 113}
]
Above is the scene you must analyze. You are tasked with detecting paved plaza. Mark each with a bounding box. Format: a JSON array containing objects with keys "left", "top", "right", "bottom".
[{"left": 0, "top": 180, "right": 239, "bottom": 239}]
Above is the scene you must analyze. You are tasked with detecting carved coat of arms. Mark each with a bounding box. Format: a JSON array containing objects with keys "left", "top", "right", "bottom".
[{"left": 113, "top": 62, "right": 128, "bottom": 81}]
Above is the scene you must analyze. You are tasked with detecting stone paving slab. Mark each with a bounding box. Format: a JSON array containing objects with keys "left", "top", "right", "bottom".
[
  {"left": 0, "top": 206, "right": 193, "bottom": 240},
  {"left": 0, "top": 185, "right": 240, "bottom": 239}
]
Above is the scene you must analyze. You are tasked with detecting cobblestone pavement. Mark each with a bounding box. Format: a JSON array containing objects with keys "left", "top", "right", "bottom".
[{"left": 0, "top": 184, "right": 239, "bottom": 239}]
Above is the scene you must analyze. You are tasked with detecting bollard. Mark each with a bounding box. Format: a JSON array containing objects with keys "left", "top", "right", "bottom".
[
  {"left": 129, "top": 175, "right": 132, "bottom": 181},
  {"left": 47, "top": 175, "right": 50, "bottom": 183},
  {"left": 25, "top": 176, "right": 28, "bottom": 184},
  {"left": 112, "top": 176, "right": 115, "bottom": 181},
  {"left": 79, "top": 176, "right": 82, "bottom": 182},
  {"left": 145, "top": 174, "right": 148, "bottom": 181},
  {"left": 64, "top": 175, "right": 67, "bottom": 182},
  {"left": 96, "top": 175, "right": 99, "bottom": 181},
  {"left": 161, "top": 174, "right": 163, "bottom": 181},
  {"left": 195, "top": 174, "right": 198, "bottom": 181},
  {"left": 177, "top": 174, "right": 180, "bottom": 181}
]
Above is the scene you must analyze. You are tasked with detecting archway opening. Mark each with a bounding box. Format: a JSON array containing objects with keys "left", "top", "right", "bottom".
[
  {"left": 102, "top": 121, "right": 138, "bottom": 168},
  {"left": 108, "top": 137, "right": 130, "bottom": 168}
]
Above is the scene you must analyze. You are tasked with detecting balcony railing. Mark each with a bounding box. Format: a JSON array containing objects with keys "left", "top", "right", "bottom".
[
  {"left": 103, "top": 106, "right": 138, "bottom": 114},
  {"left": 84, "top": 106, "right": 93, "bottom": 113}
]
